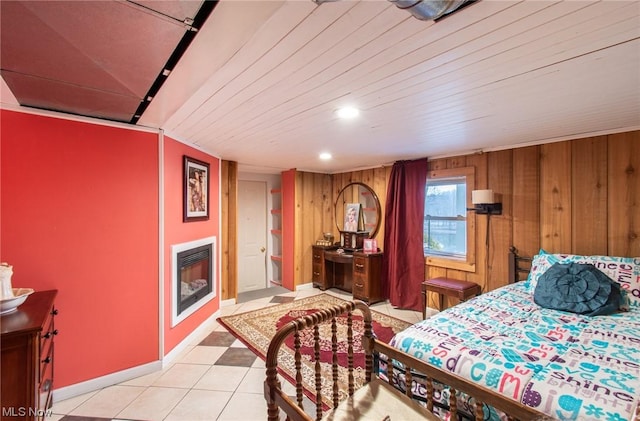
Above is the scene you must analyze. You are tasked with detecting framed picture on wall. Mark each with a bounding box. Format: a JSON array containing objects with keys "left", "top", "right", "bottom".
[{"left": 183, "top": 156, "right": 209, "bottom": 222}]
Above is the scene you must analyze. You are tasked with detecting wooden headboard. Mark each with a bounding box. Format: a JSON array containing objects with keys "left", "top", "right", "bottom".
[{"left": 508, "top": 246, "right": 532, "bottom": 283}]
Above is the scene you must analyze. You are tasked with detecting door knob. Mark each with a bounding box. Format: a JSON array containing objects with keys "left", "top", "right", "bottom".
[{"left": 260, "top": 247, "right": 266, "bottom": 252}]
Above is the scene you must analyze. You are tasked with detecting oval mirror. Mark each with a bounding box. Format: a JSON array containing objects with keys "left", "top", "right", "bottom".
[{"left": 334, "top": 182, "right": 381, "bottom": 238}]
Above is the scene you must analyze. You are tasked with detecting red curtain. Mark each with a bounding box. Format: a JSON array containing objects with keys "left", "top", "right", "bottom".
[{"left": 382, "top": 158, "right": 429, "bottom": 311}]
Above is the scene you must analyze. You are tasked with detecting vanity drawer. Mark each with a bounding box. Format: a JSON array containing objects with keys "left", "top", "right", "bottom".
[
  {"left": 312, "top": 245, "right": 329, "bottom": 289},
  {"left": 352, "top": 276, "right": 366, "bottom": 297},
  {"left": 312, "top": 263, "right": 323, "bottom": 281},
  {"left": 353, "top": 256, "right": 368, "bottom": 275}
]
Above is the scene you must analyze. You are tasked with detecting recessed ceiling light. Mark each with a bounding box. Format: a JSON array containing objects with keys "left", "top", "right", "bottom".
[
  {"left": 319, "top": 152, "right": 332, "bottom": 160},
  {"left": 335, "top": 106, "right": 360, "bottom": 119}
]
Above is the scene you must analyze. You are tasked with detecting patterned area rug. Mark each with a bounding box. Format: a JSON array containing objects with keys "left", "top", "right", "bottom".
[{"left": 217, "top": 293, "right": 411, "bottom": 409}]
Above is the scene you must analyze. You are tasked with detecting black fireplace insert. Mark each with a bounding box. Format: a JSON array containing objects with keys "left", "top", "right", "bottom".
[{"left": 177, "top": 243, "right": 212, "bottom": 315}]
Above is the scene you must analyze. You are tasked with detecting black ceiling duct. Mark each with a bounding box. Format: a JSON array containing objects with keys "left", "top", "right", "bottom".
[{"left": 387, "top": 0, "right": 471, "bottom": 20}]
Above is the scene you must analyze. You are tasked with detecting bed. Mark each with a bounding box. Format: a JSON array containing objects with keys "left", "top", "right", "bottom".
[
  {"left": 389, "top": 248, "right": 640, "bottom": 421},
  {"left": 264, "top": 248, "right": 640, "bottom": 421},
  {"left": 264, "top": 300, "right": 548, "bottom": 421}
]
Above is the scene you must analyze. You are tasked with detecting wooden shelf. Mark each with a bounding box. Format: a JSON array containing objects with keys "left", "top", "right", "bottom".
[{"left": 270, "top": 186, "right": 283, "bottom": 287}]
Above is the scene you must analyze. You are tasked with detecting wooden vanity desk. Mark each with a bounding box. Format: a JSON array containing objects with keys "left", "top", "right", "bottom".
[
  {"left": 312, "top": 245, "right": 384, "bottom": 304},
  {"left": 315, "top": 181, "right": 384, "bottom": 304}
]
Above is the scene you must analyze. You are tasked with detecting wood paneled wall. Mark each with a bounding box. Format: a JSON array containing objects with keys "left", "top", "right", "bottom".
[
  {"left": 221, "top": 130, "right": 638, "bottom": 301},
  {"left": 291, "top": 167, "right": 393, "bottom": 288},
  {"left": 291, "top": 130, "right": 639, "bottom": 306},
  {"left": 292, "top": 171, "right": 332, "bottom": 289}
]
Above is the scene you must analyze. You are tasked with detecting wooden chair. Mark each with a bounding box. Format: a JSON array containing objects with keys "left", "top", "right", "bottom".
[{"left": 264, "top": 300, "right": 548, "bottom": 421}]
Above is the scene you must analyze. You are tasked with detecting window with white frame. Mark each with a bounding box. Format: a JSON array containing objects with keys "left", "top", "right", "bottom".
[{"left": 424, "top": 167, "right": 476, "bottom": 271}]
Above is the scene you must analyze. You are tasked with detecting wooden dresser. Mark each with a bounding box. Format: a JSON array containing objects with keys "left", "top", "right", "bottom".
[
  {"left": 312, "top": 245, "right": 384, "bottom": 304},
  {"left": 1, "top": 290, "right": 58, "bottom": 421}
]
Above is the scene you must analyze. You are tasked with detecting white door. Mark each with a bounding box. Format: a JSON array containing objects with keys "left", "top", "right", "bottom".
[{"left": 238, "top": 180, "right": 268, "bottom": 293}]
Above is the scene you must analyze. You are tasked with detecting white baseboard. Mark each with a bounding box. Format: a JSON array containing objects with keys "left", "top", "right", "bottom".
[
  {"left": 221, "top": 297, "right": 236, "bottom": 307},
  {"left": 53, "top": 360, "right": 162, "bottom": 402},
  {"left": 53, "top": 309, "right": 221, "bottom": 402},
  {"left": 162, "top": 309, "right": 220, "bottom": 367}
]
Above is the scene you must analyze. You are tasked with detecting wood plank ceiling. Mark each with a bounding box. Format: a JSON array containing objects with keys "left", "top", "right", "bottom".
[{"left": 2, "top": 0, "right": 639, "bottom": 174}]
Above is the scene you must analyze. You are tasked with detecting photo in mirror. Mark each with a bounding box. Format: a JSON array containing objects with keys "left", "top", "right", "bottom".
[{"left": 343, "top": 203, "right": 362, "bottom": 232}]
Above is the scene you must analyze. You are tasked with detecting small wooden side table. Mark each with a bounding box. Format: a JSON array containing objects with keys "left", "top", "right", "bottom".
[{"left": 421, "top": 277, "right": 481, "bottom": 319}]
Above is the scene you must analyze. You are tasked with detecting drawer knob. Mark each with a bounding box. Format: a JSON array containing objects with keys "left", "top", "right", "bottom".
[
  {"left": 355, "top": 264, "right": 364, "bottom": 269},
  {"left": 44, "top": 329, "right": 59, "bottom": 339}
]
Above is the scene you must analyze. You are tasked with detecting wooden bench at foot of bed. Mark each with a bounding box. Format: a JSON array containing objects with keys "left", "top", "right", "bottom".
[{"left": 263, "top": 300, "right": 549, "bottom": 421}]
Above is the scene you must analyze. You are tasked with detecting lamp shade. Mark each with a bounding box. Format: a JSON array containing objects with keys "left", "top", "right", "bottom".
[{"left": 472, "top": 189, "right": 495, "bottom": 205}]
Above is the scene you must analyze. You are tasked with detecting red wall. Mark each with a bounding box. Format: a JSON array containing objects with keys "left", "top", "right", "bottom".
[
  {"left": 0, "top": 111, "right": 221, "bottom": 389},
  {"left": 162, "top": 135, "right": 220, "bottom": 353},
  {"left": 1, "top": 110, "right": 159, "bottom": 388}
]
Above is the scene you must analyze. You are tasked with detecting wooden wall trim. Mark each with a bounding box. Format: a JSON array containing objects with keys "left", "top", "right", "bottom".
[{"left": 221, "top": 160, "right": 238, "bottom": 300}]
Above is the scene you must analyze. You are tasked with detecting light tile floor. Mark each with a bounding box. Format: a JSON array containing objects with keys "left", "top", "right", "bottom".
[{"left": 49, "top": 287, "right": 425, "bottom": 421}]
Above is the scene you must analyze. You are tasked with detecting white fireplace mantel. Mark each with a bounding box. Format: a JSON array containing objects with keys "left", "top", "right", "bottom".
[{"left": 171, "top": 236, "right": 216, "bottom": 327}]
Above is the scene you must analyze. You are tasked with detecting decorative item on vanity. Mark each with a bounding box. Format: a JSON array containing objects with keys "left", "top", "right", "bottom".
[
  {"left": 363, "top": 238, "right": 378, "bottom": 253},
  {"left": 340, "top": 231, "right": 369, "bottom": 250},
  {"left": 316, "top": 232, "right": 335, "bottom": 247},
  {"left": 0, "top": 263, "right": 34, "bottom": 314}
]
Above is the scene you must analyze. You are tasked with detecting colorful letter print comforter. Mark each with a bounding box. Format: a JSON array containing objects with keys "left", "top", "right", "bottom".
[{"left": 390, "top": 282, "right": 640, "bottom": 421}]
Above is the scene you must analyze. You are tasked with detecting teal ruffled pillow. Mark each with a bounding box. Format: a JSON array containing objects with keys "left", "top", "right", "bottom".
[
  {"left": 526, "top": 249, "right": 639, "bottom": 310},
  {"left": 533, "top": 262, "right": 623, "bottom": 316}
]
